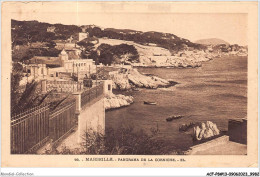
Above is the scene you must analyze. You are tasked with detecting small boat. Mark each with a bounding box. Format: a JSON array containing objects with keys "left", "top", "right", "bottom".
[
  {"left": 133, "top": 88, "right": 139, "bottom": 91},
  {"left": 144, "top": 101, "right": 157, "bottom": 105},
  {"left": 166, "top": 115, "right": 184, "bottom": 122}
]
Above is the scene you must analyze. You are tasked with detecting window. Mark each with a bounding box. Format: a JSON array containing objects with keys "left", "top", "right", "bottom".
[{"left": 108, "top": 84, "right": 111, "bottom": 91}]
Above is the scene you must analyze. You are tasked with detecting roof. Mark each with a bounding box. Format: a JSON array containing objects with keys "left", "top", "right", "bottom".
[
  {"left": 55, "top": 43, "right": 80, "bottom": 51},
  {"left": 69, "top": 59, "right": 94, "bottom": 63},
  {"left": 31, "top": 42, "right": 48, "bottom": 48},
  {"left": 79, "top": 36, "right": 99, "bottom": 43},
  {"left": 29, "top": 56, "right": 61, "bottom": 65},
  {"left": 48, "top": 67, "right": 66, "bottom": 72},
  {"left": 60, "top": 49, "right": 67, "bottom": 55}
]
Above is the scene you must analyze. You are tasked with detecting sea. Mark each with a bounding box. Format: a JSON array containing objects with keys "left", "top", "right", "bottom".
[{"left": 105, "top": 56, "right": 247, "bottom": 150}]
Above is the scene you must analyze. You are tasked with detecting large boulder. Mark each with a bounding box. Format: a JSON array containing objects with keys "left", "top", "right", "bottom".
[{"left": 192, "top": 121, "right": 220, "bottom": 141}]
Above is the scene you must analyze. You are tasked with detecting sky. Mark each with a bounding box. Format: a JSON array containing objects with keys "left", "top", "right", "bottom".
[{"left": 9, "top": 2, "right": 247, "bottom": 45}]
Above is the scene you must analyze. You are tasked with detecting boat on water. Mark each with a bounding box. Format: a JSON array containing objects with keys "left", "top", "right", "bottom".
[
  {"left": 133, "top": 88, "right": 139, "bottom": 91},
  {"left": 166, "top": 115, "right": 184, "bottom": 122},
  {"left": 143, "top": 101, "right": 157, "bottom": 105}
]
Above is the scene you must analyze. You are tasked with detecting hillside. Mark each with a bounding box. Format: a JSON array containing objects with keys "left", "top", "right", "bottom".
[
  {"left": 195, "top": 38, "right": 229, "bottom": 46},
  {"left": 96, "top": 38, "right": 170, "bottom": 63},
  {"left": 11, "top": 19, "right": 205, "bottom": 53},
  {"left": 11, "top": 20, "right": 247, "bottom": 66},
  {"left": 95, "top": 38, "right": 214, "bottom": 67}
]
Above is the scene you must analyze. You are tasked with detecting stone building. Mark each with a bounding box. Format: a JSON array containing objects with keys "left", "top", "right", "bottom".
[
  {"left": 28, "top": 49, "right": 96, "bottom": 79},
  {"left": 59, "top": 49, "right": 96, "bottom": 74},
  {"left": 28, "top": 63, "right": 49, "bottom": 78}
]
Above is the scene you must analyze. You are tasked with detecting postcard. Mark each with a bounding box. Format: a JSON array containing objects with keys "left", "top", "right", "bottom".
[{"left": 1, "top": 1, "right": 258, "bottom": 168}]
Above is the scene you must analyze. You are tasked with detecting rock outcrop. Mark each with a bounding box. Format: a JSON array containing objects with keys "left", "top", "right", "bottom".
[
  {"left": 192, "top": 121, "right": 220, "bottom": 141},
  {"left": 109, "top": 68, "right": 172, "bottom": 90},
  {"left": 132, "top": 50, "right": 215, "bottom": 68},
  {"left": 109, "top": 72, "right": 132, "bottom": 90},
  {"left": 104, "top": 93, "right": 134, "bottom": 110}
]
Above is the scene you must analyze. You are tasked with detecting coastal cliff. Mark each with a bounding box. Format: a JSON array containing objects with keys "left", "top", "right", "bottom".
[{"left": 109, "top": 68, "right": 175, "bottom": 90}]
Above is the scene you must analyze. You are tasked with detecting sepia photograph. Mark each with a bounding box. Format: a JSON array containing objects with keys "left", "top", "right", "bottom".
[{"left": 1, "top": 1, "right": 258, "bottom": 169}]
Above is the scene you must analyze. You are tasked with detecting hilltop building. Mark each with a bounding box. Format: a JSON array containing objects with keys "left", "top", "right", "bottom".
[
  {"left": 28, "top": 49, "right": 96, "bottom": 79},
  {"left": 27, "top": 28, "right": 97, "bottom": 79},
  {"left": 47, "top": 26, "right": 56, "bottom": 33},
  {"left": 78, "top": 32, "right": 89, "bottom": 41}
]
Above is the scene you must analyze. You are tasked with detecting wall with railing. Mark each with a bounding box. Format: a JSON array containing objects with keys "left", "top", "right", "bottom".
[
  {"left": 11, "top": 104, "right": 50, "bottom": 154},
  {"left": 11, "top": 100, "right": 77, "bottom": 154},
  {"left": 81, "top": 82, "right": 104, "bottom": 108},
  {"left": 71, "top": 80, "right": 109, "bottom": 144},
  {"left": 11, "top": 80, "right": 107, "bottom": 154},
  {"left": 46, "top": 80, "right": 83, "bottom": 93},
  {"left": 49, "top": 100, "right": 77, "bottom": 143}
]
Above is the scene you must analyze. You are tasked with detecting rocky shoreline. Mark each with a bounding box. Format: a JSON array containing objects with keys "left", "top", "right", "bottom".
[
  {"left": 130, "top": 50, "right": 214, "bottom": 68},
  {"left": 109, "top": 68, "right": 176, "bottom": 90},
  {"left": 106, "top": 67, "right": 178, "bottom": 110},
  {"left": 131, "top": 51, "right": 247, "bottom": 68},
  {"left": 106, "top": 52, "right": 247, "bottom": 110},
  {"left": 104, "top": 93, "right": 134, "bottom": 110}
]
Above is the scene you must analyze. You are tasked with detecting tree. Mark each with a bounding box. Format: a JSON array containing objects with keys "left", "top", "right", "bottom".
[
  {"left": 12, "top": 45, "right": 31, "bottom": 62},
  {"left": 11, "top": 31, "right": 18, "bottom": 50},
  {"left": 89, "top": 51, "right": 99, "bottom": 64},
  {"left": 92, "top": 27, "right": 102, "bottom": 37},
  {"left": 46, "top": 41, "right": 56, "bottom": 49},
  {"left": 11, "top": 62, "right": 23, "bottom": 114},
  {"left": 24, "top": 33, "right": 33, "bottom": 46},
  {"left": 45, "top": 125, "right": 184, "bottom": 155}
]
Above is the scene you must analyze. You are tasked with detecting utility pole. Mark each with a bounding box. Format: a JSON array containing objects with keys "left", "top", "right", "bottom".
[
  {"left": 73, "top": 61, "right": 74, "bottom": 91},
  {"left": 33, "top": 66, "right": 35, "bottom": 80},
  {"left": 77, "top": 65, "right": 79, "bottom": 91},
  {"left": 26, "top": 67, "right": 28, "bottom": 84}
]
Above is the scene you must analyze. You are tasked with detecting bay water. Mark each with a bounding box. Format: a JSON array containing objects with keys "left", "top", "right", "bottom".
[{"left": 105, "top": 56, "right": 247, "bottom": 149}]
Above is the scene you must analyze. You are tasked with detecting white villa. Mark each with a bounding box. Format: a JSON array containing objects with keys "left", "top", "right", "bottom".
[
  {"left": 78, "top": 32, "right": 89, "bottom": 41},
  {"left": 28, "top": 49, "right": 96, "bottom": 79}
]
